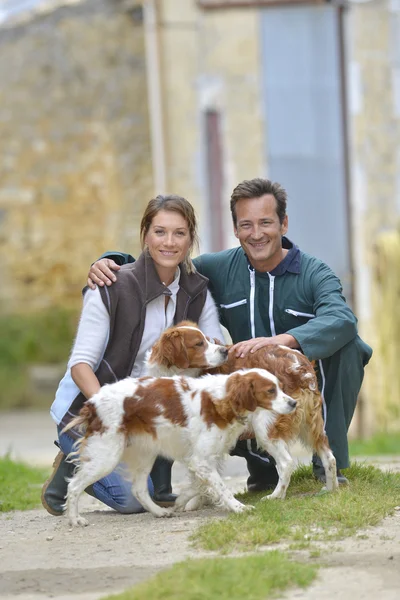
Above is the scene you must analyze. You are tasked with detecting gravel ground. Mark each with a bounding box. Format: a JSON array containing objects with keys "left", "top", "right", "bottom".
[{"left": 1, "top": 411, "right": 399, "bottom": 600}]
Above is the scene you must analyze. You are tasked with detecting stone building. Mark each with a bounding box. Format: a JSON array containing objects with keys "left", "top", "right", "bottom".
[{"left": 1, "top": 0, "right": 400, "bottom": 431}]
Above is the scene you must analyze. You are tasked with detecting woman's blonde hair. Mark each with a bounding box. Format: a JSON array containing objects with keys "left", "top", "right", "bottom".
[{"left": 140, "top": 194, "right": 199, "bottom": 273}]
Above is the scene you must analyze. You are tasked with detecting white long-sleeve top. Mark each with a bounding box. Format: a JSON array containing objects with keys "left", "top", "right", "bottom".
[{"left": 50, "top": 268, "right": 224, "bottom": 425}]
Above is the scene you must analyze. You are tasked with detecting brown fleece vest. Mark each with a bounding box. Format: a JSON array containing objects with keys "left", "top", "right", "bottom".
[{"left": 60, "top": 250, "right": 209, "bottom": 435}]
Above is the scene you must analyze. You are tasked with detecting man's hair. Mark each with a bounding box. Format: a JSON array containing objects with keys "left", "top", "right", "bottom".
[{"left": 230, "top": 178, "right": 288, "bottom": 226}]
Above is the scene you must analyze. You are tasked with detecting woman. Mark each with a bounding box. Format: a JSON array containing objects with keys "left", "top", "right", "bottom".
[{"left": 42, "top": 194, "right": 224, "bottom": 517}]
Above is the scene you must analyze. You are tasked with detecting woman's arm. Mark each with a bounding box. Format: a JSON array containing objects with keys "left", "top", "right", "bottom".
[
  {"left": 68, "top": 287, "right": 110, "bottom": 399},
  {"left": 70, "top": 363, "right": 101, "bottom": 399},
  {"left": 198, "top": 290, "right": 225, "bottom": 342}
]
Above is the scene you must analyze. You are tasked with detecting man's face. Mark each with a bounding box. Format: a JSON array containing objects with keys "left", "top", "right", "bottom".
[{"left": 234, "top": 194, "right": 288, "bottom": 272}]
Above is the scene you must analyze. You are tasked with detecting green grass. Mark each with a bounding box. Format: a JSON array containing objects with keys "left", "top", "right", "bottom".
[
  {"left": 192, "top": 463, "right": 400, "bottom": 553},
  {"left": 349, "top": 432, "right": 400, "bottom": 456},
  {"left": 0, "top": 307, "right": 77, "bottom": 409},
  {"left": 0, "top": 456, "right": 48, "bottom": 512},
  {"left": 102, "top": 551, "right": 318, "bottom": 600}
]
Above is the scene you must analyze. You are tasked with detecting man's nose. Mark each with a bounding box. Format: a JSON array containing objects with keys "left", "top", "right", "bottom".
[{"left": 251, "top": 225, "right": 263, "bottom": 239}]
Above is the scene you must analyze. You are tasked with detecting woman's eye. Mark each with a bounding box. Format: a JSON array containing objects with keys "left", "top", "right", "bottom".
[{"left": 155, "top": 230, "right": 164, "bottom": 235}]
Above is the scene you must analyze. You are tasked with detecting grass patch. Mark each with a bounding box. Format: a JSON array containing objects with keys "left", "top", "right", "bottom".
[
  {"left": 192, "top": 463, "right": 400, "bottom": 553},
  {"left": 103, "top": 551, "right": 317, "bottom": 600},
  {"left": 0, "top": 307, "right": 77, "bottom": 409},
  {"left": 0, "top": 456, "right": 48, "bottom": 512},
  {"left": 349, "top": 432, "right": 400, "bottom": 456}
]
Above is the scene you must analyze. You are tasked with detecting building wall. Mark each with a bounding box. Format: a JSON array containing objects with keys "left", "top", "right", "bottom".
[
  {"left": 157, "top": 0, "right": 265, "bottom": 251},
  {"left": 0, "top": 0, "right": 152, "bottom": 312},
  {"left": 347, "top": 2, "right": 400, "bottom": 433}
]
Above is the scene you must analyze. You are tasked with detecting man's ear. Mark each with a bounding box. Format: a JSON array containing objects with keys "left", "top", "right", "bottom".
[
  {"left": 234, "top": 226, "right": 239, "bottom": 239},
  {"left": 281, "top": 215, "right": 288, "bottom": 237}
]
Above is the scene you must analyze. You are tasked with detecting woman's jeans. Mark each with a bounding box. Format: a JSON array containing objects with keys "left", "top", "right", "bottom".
[{"left": 57, "top": 425, "right": 154, "bottom": 514}]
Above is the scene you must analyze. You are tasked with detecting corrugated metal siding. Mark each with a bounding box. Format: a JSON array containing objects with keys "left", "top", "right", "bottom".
[{"left": 260, "top": 5, "right": 351, "bottom": 299}]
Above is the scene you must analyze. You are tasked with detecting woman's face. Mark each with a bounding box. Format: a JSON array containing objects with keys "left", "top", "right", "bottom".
[{"left": 144, "top": 209, "right": 192, "bottom": 276}]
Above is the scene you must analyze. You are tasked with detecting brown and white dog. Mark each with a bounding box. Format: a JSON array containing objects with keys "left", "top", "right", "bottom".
[
  {"left": 63, "top": 368, "right": 297, "bottom": 526},
  {"left": 145, "top": 322, "right": 338, "bottom": 499}
]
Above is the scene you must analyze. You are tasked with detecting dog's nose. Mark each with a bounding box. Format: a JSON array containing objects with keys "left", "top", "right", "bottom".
[
  {"left": 220, "top": 347, "right": 228, "bottom": 357},
  {"left": 288, "top": 398, "right": 297, "bottom": 410}
]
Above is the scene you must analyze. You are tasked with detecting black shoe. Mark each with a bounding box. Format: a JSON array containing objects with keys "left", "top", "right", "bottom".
[
  {"left": 312, "top": 455, "right": 349, "bottom": 486},
  {"left": 42, "top": 444, "right": 96, "bottom": 516},
  {"left": 150, "top": 456, "right": 177, "bottom": 507},
  {"left": 41, "top": 450, "right": 75, "bottom": 516},
  {"left": 231, "top": 439, "right": 279, "bottom": 493}
]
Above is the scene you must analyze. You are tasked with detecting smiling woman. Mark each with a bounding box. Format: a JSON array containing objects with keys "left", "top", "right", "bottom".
[{"left": 42, "top": 194, "right": 224, "bottom": 520}]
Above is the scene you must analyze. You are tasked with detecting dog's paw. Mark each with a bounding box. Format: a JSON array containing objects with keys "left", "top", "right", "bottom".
[
  {"left": 231, "top": 502, "right": 254, "bottom": 513},
  {"left": 154, "top": 508, "right": 174, "bottom": 518},
  {"left": 261, "top": 492, "right": 285, "bottom": 501},
  {"left": 69, "top": 516, "right": 89, "bottom": 527}
]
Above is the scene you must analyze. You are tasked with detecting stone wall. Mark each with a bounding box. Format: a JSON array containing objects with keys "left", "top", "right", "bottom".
[{"left": 0, "top": 0, "right": 152, "bottom": 312}]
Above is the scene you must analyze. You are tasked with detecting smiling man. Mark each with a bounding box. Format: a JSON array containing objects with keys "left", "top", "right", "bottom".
[{"left": 88, "top": 178, "right": 373, "bottom": 490}]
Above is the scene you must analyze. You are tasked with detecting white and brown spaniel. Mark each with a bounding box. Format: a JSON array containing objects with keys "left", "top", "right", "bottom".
[
  {"left": 145, "top": 322, "right": 339, "bottom": 499},
  {"left": 63, "top": 368, "right": 296, "bottom": 526}
]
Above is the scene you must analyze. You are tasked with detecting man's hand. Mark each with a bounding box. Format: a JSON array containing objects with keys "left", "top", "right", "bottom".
[
  {"left": 87, "top": 259, "right": 120, "bottom": 290},
  {"left": 230, "top": 334, "right": 299, "bottom": 358}
]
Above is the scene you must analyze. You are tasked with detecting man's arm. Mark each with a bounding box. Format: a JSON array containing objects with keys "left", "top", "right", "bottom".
[
  {"left": 284, "top": 263, "right": 358, "bottom": 361},
  {"left": 87, "top": 251, "right": 134, "bottom": 289}
]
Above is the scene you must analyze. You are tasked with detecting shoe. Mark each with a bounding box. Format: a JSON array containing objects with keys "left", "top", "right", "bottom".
[
  {"left": 231, "top": 439, "right": 279, "bottom": 493},
  {"left": 41, "top": 450, "right": 75, "bottom": 516},
  {"left": 312, "top": 455, "right": 349, "bottom": 485},
  {"left": 150, "top": 456, "right": 177, "bottom": 507}
]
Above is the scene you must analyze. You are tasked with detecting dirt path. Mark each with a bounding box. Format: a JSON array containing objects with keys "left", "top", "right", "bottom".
[{"left": 1, "top": 412, "right": 399, "bottom": 600}]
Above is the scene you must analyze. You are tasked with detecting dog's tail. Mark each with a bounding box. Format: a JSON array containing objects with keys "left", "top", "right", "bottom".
[{"left": 61, "top": 401, "right": 97, "bottom": 436}]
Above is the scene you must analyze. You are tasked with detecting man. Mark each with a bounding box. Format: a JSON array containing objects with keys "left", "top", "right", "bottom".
[{"left": 88, "top": 178, "right": 372, "bottom": 490}]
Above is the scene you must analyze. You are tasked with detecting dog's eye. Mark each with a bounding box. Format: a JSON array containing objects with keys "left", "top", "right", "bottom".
[
  {"left": 268, "top": 387, "right": 276, "bottom": 394},
  {"left": 195, "top": 341, "right": 204, "bottom": 347}
]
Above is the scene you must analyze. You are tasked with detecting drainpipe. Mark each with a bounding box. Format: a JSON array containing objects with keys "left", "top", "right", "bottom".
[{"left": 143, "top": 0, "right": 167, "bottom": 193}]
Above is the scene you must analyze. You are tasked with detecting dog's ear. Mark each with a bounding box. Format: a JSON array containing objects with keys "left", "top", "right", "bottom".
[
  {"left": 226, "top": 373, "right": 258, "bottom": 415},
  {"left": 168, "top": 331, "right": 190, "bottom": 369},
  {"left": 148, "top": 330, "right": 189, "bottom": 369}
]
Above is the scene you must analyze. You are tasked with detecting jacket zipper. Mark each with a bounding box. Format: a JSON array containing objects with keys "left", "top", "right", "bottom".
[
  {"left": 249, "top": 266, "right": 256, "bottom": 338},
  {"left": 268, "top": 273, "right": 276, "bottom": 337},
  {"left": 285, "top": 308, "right": 316, "bottom": 319}
]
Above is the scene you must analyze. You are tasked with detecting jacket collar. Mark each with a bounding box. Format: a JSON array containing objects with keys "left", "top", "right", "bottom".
[
  {"left": 133, "top": 249, "right": 208, "bottom": 303},
  {"left": 244, "top": 236, "right": 301, "bottom": 276}
]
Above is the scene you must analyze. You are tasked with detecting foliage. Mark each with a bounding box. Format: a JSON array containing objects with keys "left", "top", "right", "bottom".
[
  {"left": 0, "top": 456, "right": 48, "bottom": 512},
  {"left": 103, "top": 551, "right": 317, "bottom": 600}
]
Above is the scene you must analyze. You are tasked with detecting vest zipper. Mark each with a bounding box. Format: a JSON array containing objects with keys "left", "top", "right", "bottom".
[
  {"left": 249, "top": 266, "right": 256, "bottom": 338},
  {"left": 268, "top": 273, "right": 276, "bottom": 337}
]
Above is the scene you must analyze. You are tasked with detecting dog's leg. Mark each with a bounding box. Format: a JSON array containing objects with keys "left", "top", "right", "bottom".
[
  {"left": 258, "top": 439, "right": 295, "bottom": 501},
  {"left": 316, "top": 445, "right": 339, "bottom": 492},
  {"left": 124, "top": 450, "right": 174, "bottom": 518},
  {"left": 132, "top": 470, "right": 174, "bottom": 518},
  {"left": 188, "top": 460, "right": 253, "bottom": 513},
  {"left": 66, "top": 432, "right": 124, "bottom": 527}
]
